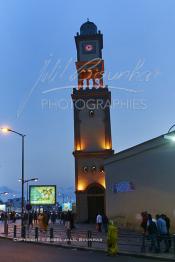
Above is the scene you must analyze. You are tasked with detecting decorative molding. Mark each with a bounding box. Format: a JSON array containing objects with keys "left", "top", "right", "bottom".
[{"left": 73, "top": 149, "right": 114, "bottom": 158}]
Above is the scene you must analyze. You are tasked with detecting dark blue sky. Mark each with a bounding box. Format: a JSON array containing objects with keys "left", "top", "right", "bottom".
[{"left": 0, "top": 0, "right": 175, "bottom": 195}]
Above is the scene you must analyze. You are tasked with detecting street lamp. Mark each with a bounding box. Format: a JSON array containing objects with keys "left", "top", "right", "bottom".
[
  {"left": 164, "top": 124, "right": 175, "bottom": 142},
  {"left": 58, "top": 192, "right": 65, "bottom": 203},
  {"left": 0, "top": 192, "right": 9, "bottom": 205},
  {"left": 0, "top": 192, "right": 9, "bottom": 196},
  {"left": 0, "top": 127, "right": 26, "bottom": 226},
  {"left": 18, "top": 178, "right": 38, "bottom": 202}
]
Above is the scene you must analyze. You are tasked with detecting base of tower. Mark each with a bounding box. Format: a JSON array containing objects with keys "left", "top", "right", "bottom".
[{"left": 75, "top": 185, "right": 105, "bottom": 223}]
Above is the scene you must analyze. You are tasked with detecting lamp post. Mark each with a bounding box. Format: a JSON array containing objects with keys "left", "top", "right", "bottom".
[
  {"left": 58, "top": 192, "right": 65, "bottom": 203},
  {"left": 0, "top": 127, "right": 26, "bottom": 226},
  {"left": 168, "top": 124, "right": 175, "bottom": 133},
  {"left": 18, "top": 178, "right": 38, "bottom": 203}
]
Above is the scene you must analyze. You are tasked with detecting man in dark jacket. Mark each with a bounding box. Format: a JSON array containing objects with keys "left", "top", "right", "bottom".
[
  {"left": 147, "top": 214, "right": 159, "bottom": 253},
  {"left": 141, "top": 211, "right": 148, "bottom": 234}
]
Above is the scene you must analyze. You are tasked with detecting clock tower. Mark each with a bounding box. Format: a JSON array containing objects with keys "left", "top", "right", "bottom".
[{"left": 72, "top": 21, "right": 114, "bottom": 222}]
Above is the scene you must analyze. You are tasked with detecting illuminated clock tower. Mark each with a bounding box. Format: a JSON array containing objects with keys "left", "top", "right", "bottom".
[{"left": 72, "top": 20, "right": 114, "bottom": 222}]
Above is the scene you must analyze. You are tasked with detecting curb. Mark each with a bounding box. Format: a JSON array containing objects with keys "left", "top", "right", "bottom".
[
  {"left": 118, "top": 251, "right": 175, "bottom": 261},
  {"left": 0, "top": 235, "right": 175, "bottom": 261}
]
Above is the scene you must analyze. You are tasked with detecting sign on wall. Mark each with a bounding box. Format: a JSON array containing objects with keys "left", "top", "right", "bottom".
[{"left": 113, "top": 181, "right": 135, "bottom": 193}]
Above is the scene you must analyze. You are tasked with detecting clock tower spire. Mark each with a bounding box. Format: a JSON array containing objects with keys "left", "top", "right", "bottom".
[
  {"left": 75, "top": 20, "right": 104, "bottom": 89},
  {"left": 72, "top": 21, "right": 114, "bottom": 222}
]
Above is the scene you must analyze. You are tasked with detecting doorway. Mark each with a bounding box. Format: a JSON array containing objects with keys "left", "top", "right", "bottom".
[{"left": 87, "top": 184, "right": 105, "bottom": 223}]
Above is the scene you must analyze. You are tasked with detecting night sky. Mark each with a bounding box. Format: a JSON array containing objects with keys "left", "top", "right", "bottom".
[{"left": 0, "top": 0, "right": 175, "bottom": 197}]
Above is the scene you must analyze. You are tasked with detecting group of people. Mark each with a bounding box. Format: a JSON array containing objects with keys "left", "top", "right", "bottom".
[
  {"left": 141, "top": 212, "right": 171, "bottom": 253},
  {"left": 0, "top": 211, "right": 16, "bottom": 222},
  {"left": 23, "top": 210, "right": 75, "bottom": 232},
  {"left": 1, "top": 210, "right": 76, "bottom": 232}
]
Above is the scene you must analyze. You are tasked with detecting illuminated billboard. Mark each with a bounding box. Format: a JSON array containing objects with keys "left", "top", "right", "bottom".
[
  {"left": 29, "top": 185, "right": 56, "bottom": 205},
  {"left": 62, "top": 202, "right": 72, "bottom": 212},
  {"left": 0, "top": 204, "right": 6, "bottom": 212}
]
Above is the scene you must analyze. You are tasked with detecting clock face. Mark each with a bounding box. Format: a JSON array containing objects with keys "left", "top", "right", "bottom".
[
  {"left": 82, "top": 41, "right": 96, "bottom": 54},
  {"left": 85, "top": 44, "right": 93, "bottom": 52}
]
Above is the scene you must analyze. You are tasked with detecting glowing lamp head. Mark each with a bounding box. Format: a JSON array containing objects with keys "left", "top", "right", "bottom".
[
  {"left": 76, "top": 144, "right": 81, "bottom": 151},
  {"left": 0, "top": 192, "right": 9, "bottom": 196},
  {"left": 104, "top": 141, "right": 111, "bottom": 150},
  {"left": 77, "top": 183, "right": 84, "bottom": 191},
  {"left": 1, "top": 127, "right": 11, "bottom": 133},
  {"left": 164, "top": 134, "right": 175, "bottom": 142}
]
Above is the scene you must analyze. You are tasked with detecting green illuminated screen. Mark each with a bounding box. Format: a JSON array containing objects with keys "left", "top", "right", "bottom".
[{"left": 29, "top": 185, "right": 56, "bottom": 205}]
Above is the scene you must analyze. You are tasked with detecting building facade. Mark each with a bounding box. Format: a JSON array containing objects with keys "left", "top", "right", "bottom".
[
  {"left": 104, "top": 133, "right": 175, "bottom": 231},
  {"left": 72, "top": 21, "right": 114, "bottom": 222}
]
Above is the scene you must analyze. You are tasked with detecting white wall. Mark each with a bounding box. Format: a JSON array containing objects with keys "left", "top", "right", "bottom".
[{"left": 105, "top": 139, "right": 175, "bottom": 231}]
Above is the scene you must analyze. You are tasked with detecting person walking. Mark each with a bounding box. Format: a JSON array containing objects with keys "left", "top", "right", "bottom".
[
  {"left": 147, "top": 214, "right": 159, "bottom": 253},
  {"left": 33, "top": 211, "right": 38, "bottom": 224},
  {"left": 102, "top": 214, "right": 109, "bottom": 233},
  {"left": 141, "top": 211, "right": 148, "bottom": 234},
  {"left": 65, "top": 210, "right": 71, "bottom": 229},
  {"left": 70, "top": 212, "right": 75, "bottom": 229},
  {"left": 38, "top": 213, "right": 44, "bottom": 232},
  {"left": 156, "top": 214, "right": 170, "bottom": 253},
  {"left": 96, "top": 213, "right": 102, "bottom": 232},
  {"left": 51, "top": 212, "right": 56, "bottom": 224},
  {"left": 28, "top": 212, "right": 33, "bottom": 228},
  {"left": 163, "top": 214, "right": 171, "bottom": 248},
  {"left": 107, "top": 220, "right": 118, "bottom": 256}
]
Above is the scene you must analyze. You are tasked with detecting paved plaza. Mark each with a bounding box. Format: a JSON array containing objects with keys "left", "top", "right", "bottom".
[{"left": 0, "top": 221, "right": 174, "bottom": 260}]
